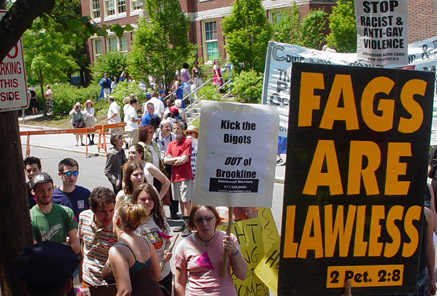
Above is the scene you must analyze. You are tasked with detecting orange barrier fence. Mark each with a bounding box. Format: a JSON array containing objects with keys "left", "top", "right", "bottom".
[{"left": 20, "top": 122, "right": 127, "bottom": 158}]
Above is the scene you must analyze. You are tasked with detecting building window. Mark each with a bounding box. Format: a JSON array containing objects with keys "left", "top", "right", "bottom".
[
  {"left": 105, "top": 0, "right": 115, "bottom": 16},
  {"left": 268, "top": 8, "right": 288, "bottom": 24},
  {"left": 118, "top": 0, "right": 126, "bottom": 13},
  {"left": 104, "top": 0, "right": 126, "bottom": 17},
  {"left": 107, "top": 36, "right": 118, "bottom": 52},
  {"left": 91, "top": 0, "right": 100, "bottom": 19},
  {"left": 106, "top": 35, "right": 128, "bottom": 52},
  {"left": 203, "top": 21, "right": 218, "bottom": 61},
  {"left": 92, "top": 39, "right": 102, "bottom": 60},
  {"left": 120, "top": 35, "right": 127, "bottom": 52},
  {"left": 132, "top": 0, "right": 142, "bottom": 10}
]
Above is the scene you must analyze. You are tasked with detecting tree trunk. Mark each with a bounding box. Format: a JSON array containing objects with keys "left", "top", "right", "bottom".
[
  {"left": 81, "top": 42, "right": 91, "bottom": 87},
  {"left": 0, "top": 112, "right": 33, "bottom": 296},
  {"left": 39, "top": 71, "right": 46, "bottom": 117},
  {"left": 0, "top": 0, "right": 33, "bottom": 292}
]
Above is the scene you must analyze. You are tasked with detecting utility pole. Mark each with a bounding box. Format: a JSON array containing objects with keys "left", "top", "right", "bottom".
[{"left": 0, "top": 4, "right": 33, "bottom": 296}]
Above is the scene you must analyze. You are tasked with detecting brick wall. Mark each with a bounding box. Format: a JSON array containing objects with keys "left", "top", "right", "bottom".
[{"left": 408, "top": 0, "right": 437, "bottom": 43}]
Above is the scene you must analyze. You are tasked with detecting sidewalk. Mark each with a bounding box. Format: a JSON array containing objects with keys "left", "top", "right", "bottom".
[{"left": 19, "top": 123, "right": 110, "bottom": 157}]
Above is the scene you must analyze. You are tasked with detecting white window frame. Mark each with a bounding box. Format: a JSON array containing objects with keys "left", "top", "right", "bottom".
[
  {"left": 202, "top": 20, "right": 219, "bottom": 61},
  {"left": 106, "top": 35, "right": 129, "bottom": 53},
  {"left": 106, "top": 36, "right": 118, "bottom": 52},
  {"left": 92, "top": 38, "right": 102, "bottom": 61},
  {"left": 267, "top": 8, "right": 288, "bottom": 24},
  {"left": 131, "top": 0, "right": 143, "bottom": 11},
  {"left": 104, "top": 0, "right": 127, "bottom": 20},
  {"left": 90, "top": 0, "right": 101, "bottom": 21}
]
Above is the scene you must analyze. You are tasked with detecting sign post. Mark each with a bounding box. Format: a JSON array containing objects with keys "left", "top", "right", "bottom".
[
  {"left": 278, "top": 63, "right": 435, "bottom": 295},
  {"left": 0, "top": 10, "right": 28, "bottom": 112}
]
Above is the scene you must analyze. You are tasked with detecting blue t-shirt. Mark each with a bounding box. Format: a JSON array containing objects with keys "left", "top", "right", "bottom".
[
  {"left": 141, "top": 112, "right": 158, "bottom": 126},
  {"left": 52, "top": 185, "right": 90, "bottom": 220}
]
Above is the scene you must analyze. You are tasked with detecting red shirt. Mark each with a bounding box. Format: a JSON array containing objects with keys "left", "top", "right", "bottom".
[{"left": 165, "top": 136, "right": 193, "bottom": 182}]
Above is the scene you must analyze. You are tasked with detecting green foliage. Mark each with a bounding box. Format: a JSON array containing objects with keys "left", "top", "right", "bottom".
[
  {"left": 111, "top": 81, "right": 145, "bottom": 102},
  {"left": 23, "top": 18, "right": 79, "bottom": 86},
  {"left": 91, "top": 52, "right": 127, "bottom": 82},
  {"left": 222, "top": 0, "right": 273, "bottom": 73},
  {"left": 127, "top": 0, "right": 195, "bottom": 92},
  {"left": 38, "top": 83, "right": 101, "bottom": 115},
  {"left": 299, "top": 10, "right": 327, "bottom": 49},
  {"left": 325, "top": 0, "right": 357, "bottom": 52},
  {"left": 197, "top": 83, "right": 223, "bottom": 101},
  {"left": 272, "top": 3, "right": 302, "bottom": 44},
  {"left": 273, "top": 4, "right": 327, "bottom": 50},
  {"left": 231, "top": 70, "right": 263, "bottom": 104}
]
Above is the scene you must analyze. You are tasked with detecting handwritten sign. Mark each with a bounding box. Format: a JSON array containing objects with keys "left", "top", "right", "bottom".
[
  {"left": 258, "top": 208, "right": 279, "bottom": 252},
  {"left": 194, "top": 101, "right": 278, "bottom": 207},
  {"left": 254, "top": 241, "right": 280, "bottom": 294},
  {"left": 219, "top": 217, "right": 269, "bottom": 296},
  {"left": 278, "top": 63, "right": 434, "bottom": 295},
  {"left": 355, "top": 0, "right": 408, "bottom": 65}
]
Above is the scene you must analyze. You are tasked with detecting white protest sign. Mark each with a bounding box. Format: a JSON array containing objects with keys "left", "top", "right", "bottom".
[
  {"left": 0, "top": 10, "right": 28, "bottom": 112},
  {"left": 193, "top": 101, "right": 278, "bottom": 207},
  {"left": 355, "top": 0, "right": 408, "bottom": 66},
  {"left": 262, "top": 38, "right": 437, "bottom": 139}
]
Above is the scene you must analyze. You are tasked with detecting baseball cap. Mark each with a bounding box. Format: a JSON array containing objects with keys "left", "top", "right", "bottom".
[
  {"left": 15, "top": 241, "right": 79, "bottom": 287},
  {"left": 31, "top": 172, "right": 53, "bottom": 189}
]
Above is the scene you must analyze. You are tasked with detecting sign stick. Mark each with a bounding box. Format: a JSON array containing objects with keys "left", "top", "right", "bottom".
[
  {"left": 221, "top": 207, "right": 233, "bottom": 278},
  {"left": 161, "top": 234, "right": 179, "bottom": 271}
]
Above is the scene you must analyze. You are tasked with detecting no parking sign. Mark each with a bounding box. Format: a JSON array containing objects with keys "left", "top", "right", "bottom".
[{"left": 0, "top": 10, "right": 28, "bottom": 112}]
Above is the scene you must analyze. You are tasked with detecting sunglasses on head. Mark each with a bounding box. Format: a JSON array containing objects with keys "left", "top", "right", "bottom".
[
  {"left": 62, "top": 171, "right": 79, "bottom": 177},
  {"left": 194, "top": 216, "right": 214, "bottom": 224}
]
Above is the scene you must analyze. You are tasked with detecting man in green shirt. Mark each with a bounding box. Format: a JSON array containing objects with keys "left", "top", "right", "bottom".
[{"left": 30, "top": 172, "right": 80, "bottom": 254}]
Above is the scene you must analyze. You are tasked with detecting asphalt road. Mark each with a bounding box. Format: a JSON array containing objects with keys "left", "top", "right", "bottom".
[{"left": 20, "top": 126, "right": 286, "bottom": 232}]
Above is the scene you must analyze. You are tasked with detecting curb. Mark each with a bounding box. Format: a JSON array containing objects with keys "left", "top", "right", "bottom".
[
  {"left": 19, "top": 124, "right": 60, "bottom": 131},
  {"left": 21, "top": 142, "right": 107, "bottom": 157}
]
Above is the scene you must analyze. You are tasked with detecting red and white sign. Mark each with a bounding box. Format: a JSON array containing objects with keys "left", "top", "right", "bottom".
[{"left": 0, "top": 10, "right": 28, "bottom": 112}]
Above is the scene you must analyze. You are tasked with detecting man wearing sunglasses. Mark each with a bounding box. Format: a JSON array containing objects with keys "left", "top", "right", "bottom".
[{"left": 52, "top": 158, "right": 90, "bottom": 220}]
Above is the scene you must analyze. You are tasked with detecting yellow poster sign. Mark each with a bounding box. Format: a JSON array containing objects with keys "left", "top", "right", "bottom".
[
  {"left": 254, "top": 241, "right": 280, "bottom": 294},
  {"left": 219, "top": 208, "right": 279, "bottom": 296}
]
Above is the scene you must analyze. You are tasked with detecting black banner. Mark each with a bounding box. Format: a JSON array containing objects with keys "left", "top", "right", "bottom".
[{"left": 279, "top": 63, "right": 435, "bottom": 295}]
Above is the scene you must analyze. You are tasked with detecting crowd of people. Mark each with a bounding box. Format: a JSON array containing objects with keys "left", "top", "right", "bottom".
[{"left": 20, "top": 90, "right": 250, "bottom": 296}]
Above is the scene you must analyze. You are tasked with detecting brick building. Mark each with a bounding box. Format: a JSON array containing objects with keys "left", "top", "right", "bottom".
[
  {"left": 81, "top": 0, "right": 337, "bottom": 65},
  {"left": 408, "top": 0, "right": 437, "bottom": 43},
  {"left": 81, "top": 0, "right": 437, "bottom": 66}
]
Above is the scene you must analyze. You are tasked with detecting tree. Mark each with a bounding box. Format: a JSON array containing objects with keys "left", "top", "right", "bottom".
[
  {"left": 222, "top": 0, "right": 273, "bottom": 73},
  {"left": 127, "top": 0, "right": 194, "bottom": 92},
  {"left": 272, "top": 2, "right": 302, "bottom": 44},
  {"left": 23, "top": 19, "right": 79, "bottom": 115},
  {"left": 0, "top": 0, "right": 133, "bottom": 64},
  {"left": 231, "top": 70, "right": 263, "bottom": 104},
  {"left": 273, "top": 3, "right": 327, "bottom": 50},
  {"left": 325, "top": 0, "right": 356, "bottom": 52},
  {"left": 299, "top": 9, "right": 327, "bottom": 49},
  {"left": 91, "top": 51, "right": 127, "bottom": 82},
  {"left": 0, "top": 1, "right": 132, "bottom": 294}
]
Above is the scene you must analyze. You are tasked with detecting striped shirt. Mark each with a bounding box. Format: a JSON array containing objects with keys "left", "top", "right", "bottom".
[{"left": 78, "top": 209, "right": 118, "bottom": 286}]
